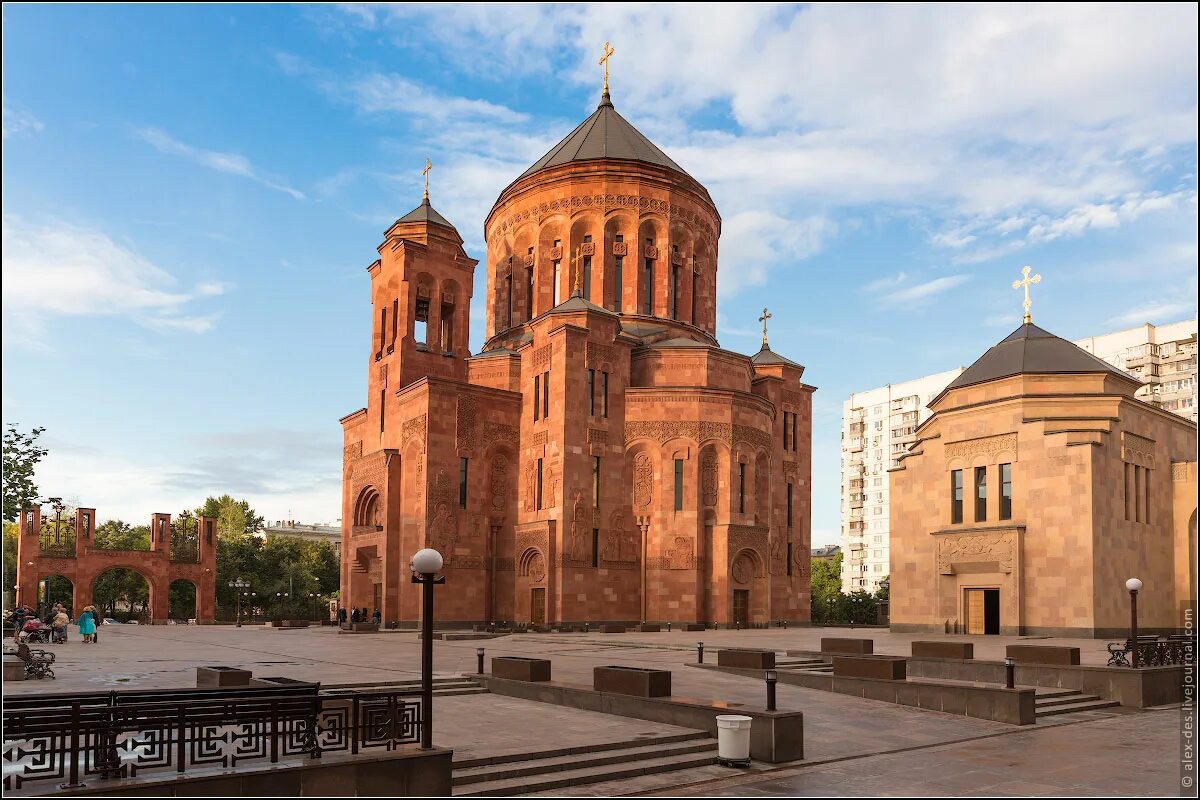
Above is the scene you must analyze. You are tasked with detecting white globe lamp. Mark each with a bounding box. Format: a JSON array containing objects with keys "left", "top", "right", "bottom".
[{"left": 411, "top": 548, "right": 444, "bottom": 576}]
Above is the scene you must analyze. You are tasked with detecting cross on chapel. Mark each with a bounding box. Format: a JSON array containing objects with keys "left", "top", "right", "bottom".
[
  {"left": 759, "top": 307, "right": 772, "bottom": 348},
  {"left": 1012, "top": 265, "right": 1041, "bottom": 324}
]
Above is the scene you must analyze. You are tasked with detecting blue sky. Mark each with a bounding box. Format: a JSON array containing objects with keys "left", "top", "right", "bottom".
[{"left": 3, "top": 4, "right": 1196, "bottom": 544}]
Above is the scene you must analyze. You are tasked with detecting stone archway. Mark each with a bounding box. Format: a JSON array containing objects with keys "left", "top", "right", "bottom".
[
  {"left": 169, "top": 578, "right": 198, "bottom": 622},
  {"left": 730, "top": 548, "right": 766, "bottom": 628},
  {"left": 92, "top": 566, "right": 154, "bottom": 623}
]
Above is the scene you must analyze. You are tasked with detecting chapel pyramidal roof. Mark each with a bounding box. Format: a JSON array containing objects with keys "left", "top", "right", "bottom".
[{"left": 945, "top": 321, "right": 1134, "bottom": 391}]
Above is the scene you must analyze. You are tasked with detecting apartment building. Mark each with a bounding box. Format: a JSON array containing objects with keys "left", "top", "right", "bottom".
[
  {"left": 838, "top": 317, "right": 1196, "bottom": 594},
  {"left": 1072, "top": 319, "right": 1197, "bottom": 423},
  {"left": 840, "top": 368, "right": 965, "bottom": 593}
]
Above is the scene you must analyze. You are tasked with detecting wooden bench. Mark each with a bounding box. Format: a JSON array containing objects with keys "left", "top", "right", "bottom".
[{"left": 14, "top": 643, "right": 54, "bottom": 680}]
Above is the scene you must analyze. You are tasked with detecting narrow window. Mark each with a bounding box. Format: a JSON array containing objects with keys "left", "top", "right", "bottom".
[
  {"left": 379, "top": 388, "right": 385, "bottom": 433},
  {"left": 974, "top": 466, "right": 987, "bottom": 522},
  {"left": 459, "top": 457, "right": 469, "bottom": 508},
  {"left": 951, "top": 469, "right": 963, "bottom": 524},
  {"left": 601, "top": 372, "right": 609, "bottom": 417},
  {"left": 536, "top": 458, "right": 544, "bottom": 511},
  {"left": 588, "top": 369, "right": 596, "bottom": 416},
  {"left": 738, "top": 463, "right": 746, "bottom": 514},
  {"left": 379, "top": 306, "right": 388, "bottom": 356},
  {"left": 583, "top": 234, "right": 592, "bottom": 299},
  {"left": 1124, "top": 462, "right": 1133, "bottom": 521},
  {"left": 670, "top": 246, "right": 679, "bottom": 319},
  {"left": 999, "top": 463, "right": 1012, "bottom": 520},
  {"left": 674, "top": 458, "right": 684, "bottom": 511},
  {"left": 791, "top": 413, "right": 798, "bottom": 452},
  {"left": 504, "top": 267, "right": 513, "bottom": 328},
  {"left": 787, "top": 483, "right": 793, "bottom": 528},
  {"left": 591, "top": 528, "right": 599, "bottom": 568},
  {"left": 390, "top": 298, "right": 398, "bottom": 349},
  {"left": 614, "top": 234, "right": 624, "bottom": 312},
  {"left": 1143, "top": 467, "right": 1151, "bottom": 524},
  {"left": 542, "top": 371, "right": 549, "bottom": 419},
  {"left": 553, "top": 256, "right": 562, "bottom": 306},
  {"left": 783, "top": 412, "right": 790, "bottom": 450},
  {"left": 1135, "top": 465, "right": 1144, "bottom": 523},
  {"left": 414, "top": 298, "right": 429, "bottom": 345},
  {"left": 440, "top": 302, "right": 455, "bottom": 352},
  {"left": 533, "top": 374, "right": 540, "bottom": 421},
  {"left": 593, "top": 456, "right": 601, "bottom": 508},
  {"left": 643, "top": 238, "right": 654, "bottom": 315},
  {"left": 786, "top": 542, "right": 793, "bottom": 576},
  {"left": 690, "top": 258, "right": 698, "bottom": 324}
]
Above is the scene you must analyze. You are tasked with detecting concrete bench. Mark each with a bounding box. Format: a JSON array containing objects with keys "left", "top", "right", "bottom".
[
  {"left": 912, "top": 641, "right": 974, "bottom": 660},
  {"left": 717, "top": 649, "right": 776, "bottom": 669},
  {"left": 821, "top": 637, "right": 874, "bottom": 655},
  {"left": 4, "top": 654, "right": 26, "bottom": 681},
  {"left": 637, "top": 623, "right": 661, "bottom": 632},
  {"left": 196, "top": 666, "right": 252, "bottom": 688},
  {"left": 492, "top": 656, "right": 552, "bottom": 682},
  {"left": 832, "top": 655, "right": 907, "bottom": 681},
  {"left": 601, "top": 624, "right": 626, "bottom": 633},
  {"left": 593, "top": 666, "right": 672, "bottom": 698},
  {"left": 683, "top": 623, "right": 706, "bottom": 631},
  {"left": 1006, "top": 644, "right": 1080, "bottom": 666}
]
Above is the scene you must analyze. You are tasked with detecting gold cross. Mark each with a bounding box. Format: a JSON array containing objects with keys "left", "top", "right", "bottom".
[
  {"left": 422, "top": 158, "right": 433, "bottom": 200},
  {"left": 570, "top": 246, "right": 586, "bottom": 297},
  {"left": 759, "top": 307, "right": 772, "bottom": 348},
  {"left": 1011, "top": 265, "right": 1041, "bottom": 324},
  {"left": 599, "top": 41, "right": 615, "bottom": 95}
]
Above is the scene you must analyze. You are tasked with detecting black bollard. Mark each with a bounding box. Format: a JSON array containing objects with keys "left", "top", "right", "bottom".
[
  {"left": 697, "top": 641, "right": 705, "bottom": 664},
  {"left": 477, "top": 647, "right": 485, "bottom": 675},
  {"left": 1004, "top": 657, "right": 1015, "bottom": 689},
  {"left": 766, "top": 669, "right": 778, "bottom": 711}
]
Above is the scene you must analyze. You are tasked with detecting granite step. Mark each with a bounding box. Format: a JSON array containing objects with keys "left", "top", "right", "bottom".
[
  {"left": 1035, "top": 692, "right": 1105, "bottom": 708},
  {"left": 453, "top": 738, "right": 716, "bottom": 786},
  {"left": 452, "top": 737, "right": 718, "bottom": 797},
  {"left": 453, "top": 731, "right": 709, "bottom": 769},
  {"left": 1035, "top": 698, "right": 1121, "bottom": 717}
]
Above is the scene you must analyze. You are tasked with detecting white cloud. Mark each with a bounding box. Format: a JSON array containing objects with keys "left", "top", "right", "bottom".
[
  {"left": 1108, "top": 299, "right": 1198, "bottom": 328},
  {"left": 136, "top": 127, "right": 306, "bottom": 200},
  {"left": 872, "top": 274, "right": 971, "bottom": 308},
  {"left": 1, "top": 217, "right": 226, "bottom": 343},
  {"left": 2, "top": 104, "right": 44, "bottom": 139},
  {"left": 716, "top": 211, "right": 835, "bottom": 297}
]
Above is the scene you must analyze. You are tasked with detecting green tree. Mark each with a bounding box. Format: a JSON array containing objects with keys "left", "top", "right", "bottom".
[
  {"left": 3, "top": 521, "right": 17, "bottom": 609},
  {"left": 810, "top": 552, "right": 844, "bottom": 623},
  {"left": 874, "top": 575, "right": 890, "bottom": 601},
  {"left": 196, "top": 495, "right": 264, "bottom": 540},
  {"left": 3, "top": 424, "right": 48, "bottom": 522},
  {"left": 94, "top": 520, "right": 150, "bottom": 550}
]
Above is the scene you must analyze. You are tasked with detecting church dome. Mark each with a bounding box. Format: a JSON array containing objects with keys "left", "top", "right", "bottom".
[{"left": 516, "top": 91, "right": 693, "bottom": 183}]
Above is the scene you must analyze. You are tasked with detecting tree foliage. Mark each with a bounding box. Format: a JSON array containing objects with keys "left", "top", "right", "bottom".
[
  {"left": 3, "top": 424, "right": 48, "bottom": 522},
  {"left": 3, "top": 521, "right": 17, "bottom": 608},
  {"left": 196, "top": 495, "right": 264, "bottom": 540},
  {"left": 809, "top": 552, "right": 883, "bottom": 625}
]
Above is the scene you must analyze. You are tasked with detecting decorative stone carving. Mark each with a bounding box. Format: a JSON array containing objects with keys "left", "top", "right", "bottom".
[
  {"left": 644, "top": 245, "right": 659, "bottom": 260},
  {"left": 520, "top": 549, "right": 547, "bottom": 583},
  {"left": 944, "top": 433, "right": 1016, "bottom": 461},
  {"left": 936, "top": 530, "right": 1015, "bottom": 575},
  {"left": 670, "top": 250, "right": 683, "bottom": 266},
  {"left": 668, "top": 536, "right": 694, "bottom": 569},
  {"left": 523, "top": 462, "right": 537, "bottom": 512},
  {"left": 1174, "top": 462, "right": 1190, "bottom": 481},
  {"left": 612, "top": 241, "right": 628, "bottom": 256},
  {"left": 586, "top": 341, "right": 617, "bottom": 367},
  {"left": 426, "top": 469, "right": 457, "bottom": 555},
  {"left": 532, "top": 344, "right": 553, "bottom": 370},
  {"left": 402, "top": 415, "right": 428, "bottom": 451},
  {"left": 587, "top": 428, "right": 607, "bottom": 445},
  {"left": 481, "top": 422, "right": 519, "bottom": 450},
  {"left": 580, "top": 242, "right": 595, "bottom": 256},
  {"left": 489, "top": 454, "right": 509, "bottom": 512},
  {"left": 523, "top": 253, "right": 535, "bottom": 268},
  {"left": 529, "top": 431, "right": 548, "bottom": 449},
  {"left": 782, "top": 460, "right": 798, "bottom": 482},
  {"left": 1122, "top": 432, "right": 1155, "bottom": 467},
  {"left": 549, "top": 246, "right": 563, "bottom": 260},
  {"left": 701, "top": 451, "right": 718, "bottom": 507},
  {"left": 634, "top": 453, "right": 653, "bottom": 509},
  {"left": 770, "top": 534, "right": 786, "bottom": 576},
  {"left": 731, "top": 552, "right": 755, "bottom": 585},
  {"left": 456, "top": 394, "right": 477, "bottom": 451},
  {"left": 728, "top": 525, "right": 769, "bottom": 557},
  {"left": 623, "top": 420, "right": 772, "bottom": 452},
  {"left": 568, "top": 491, "right": 590, "bottom": 563}
]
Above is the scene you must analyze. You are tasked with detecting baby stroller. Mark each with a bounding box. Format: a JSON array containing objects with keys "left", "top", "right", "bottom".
[
  {"left": 51, "top": 624, "right": 68, "bottom": 644},
  {"left": 20, "top": 619, "right": 50, "bottom": 644}
]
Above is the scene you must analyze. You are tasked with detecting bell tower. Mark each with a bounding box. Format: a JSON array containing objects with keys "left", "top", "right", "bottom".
[{"left": 366, "top": 193, "right": 478, "bottom": 442}]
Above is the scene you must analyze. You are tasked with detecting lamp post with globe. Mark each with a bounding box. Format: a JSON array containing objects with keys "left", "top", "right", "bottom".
[
  {"left": 1126, "top": 578, "right": 1143, "bottom": 668},
  {"left": 411, "top": 548, "right": 445, "bottom": 750},
  {"left": 228, "top": 577, "right": 250, "bottom": 627}
]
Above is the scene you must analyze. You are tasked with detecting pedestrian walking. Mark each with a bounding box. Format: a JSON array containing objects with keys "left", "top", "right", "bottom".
[
  {"left": 78, "top": 605, "right": 97, "bottom": 643},
  {"left": 351, "top": 607, "right": 360, "bottom": 624},
  {"left": 372, "top": 608, "right": 381, "bottom": 625}
]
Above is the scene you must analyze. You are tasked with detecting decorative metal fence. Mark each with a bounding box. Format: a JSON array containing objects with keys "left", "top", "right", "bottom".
[
  {"left": 1107, "top": 635, "right": 1195, "bottom": 667},
  {"left": 37, "top": 499, "right": 75, "bottom": 559},
  {"left": 169, "top": 510, "right": 199, "bottom": 564},
  {"left": 2, "top": 690, "right": 421, "bottom": 792}
]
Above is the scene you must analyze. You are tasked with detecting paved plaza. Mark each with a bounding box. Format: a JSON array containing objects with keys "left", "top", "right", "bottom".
[{"left": 7, "top": 624, "right": 1185, "bottom": 796}]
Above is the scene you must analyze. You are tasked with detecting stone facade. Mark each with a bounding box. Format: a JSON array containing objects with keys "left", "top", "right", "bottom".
[
  {"left": 340, "top": 92, "right": 814, "bottom": 627},
  {"left": 890, "top": 340, "right": 1197, "bottom": 638}
]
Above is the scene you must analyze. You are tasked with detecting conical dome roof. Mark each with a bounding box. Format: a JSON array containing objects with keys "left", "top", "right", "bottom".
[
  {"left": 395, "top": 197, "right": 457, "bottom": 231},
  {"left": 517, "top": 91, "right": 693, "bottom": 182},
  {"left": 945, "top": 322, "right": 1133, "bottom": 391}
]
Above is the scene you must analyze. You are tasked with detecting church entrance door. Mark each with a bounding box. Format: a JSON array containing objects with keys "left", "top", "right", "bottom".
[
  {"left": 530, "top": 588, "right": 546, "bottom": 626},
  {"left": 732, "top": 589, "right": 750, "bottom": 628},
  {"left": 965, "top": 588, "right": 1000, "bottom": 635}
]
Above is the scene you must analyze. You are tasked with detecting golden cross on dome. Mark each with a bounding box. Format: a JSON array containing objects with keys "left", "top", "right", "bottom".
[
  {"left": 599, "top": 41, "right": 615, "bottom": 95},
  {"left": 759, "top": 307, "right": 772, "bottom": 348},
  {"left": 1012, "top": 265, "right": 1041, "bottom": 324},
  {"left": 422, "top": 158, "right": 433, "bottom": 200}
]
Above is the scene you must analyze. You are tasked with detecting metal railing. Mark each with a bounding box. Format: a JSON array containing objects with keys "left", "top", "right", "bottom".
[
  {"left": 2, "top": 689, "right": 421, "bottom": 791},
  {"left": 1106, "top": 635, "right": 1194, "bottom": 667}
]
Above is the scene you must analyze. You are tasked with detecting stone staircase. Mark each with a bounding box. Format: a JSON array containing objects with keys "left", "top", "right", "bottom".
[
  {"left": 451, "top": 731, "right": 718, "bottom": 797},
  {"left": 776, "top": 656, "right": 832, "bottom": 673},
  {"left": 1034, "top": 688, "right": 1120, "bottom": 718}
]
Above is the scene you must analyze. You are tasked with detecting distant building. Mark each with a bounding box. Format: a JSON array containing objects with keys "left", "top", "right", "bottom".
[
  {"left": 1072, "top": 319, "right": 1197, "bottom": 423},
  {"left": 263, "top": 520, "right": 342, "bottom": 561},
  {"left": 811, "top": 545, "right": 841, "bottom": 563},
  {"left": 840, "top": 368, "right": 965, "bottom": 593}
]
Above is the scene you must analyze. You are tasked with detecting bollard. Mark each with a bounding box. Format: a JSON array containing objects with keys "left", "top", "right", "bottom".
[
  {"left": 667, "top": 621, "right": 672, "bottom": 632},
  {"left": 735, "top": 620, "right": 741, "bottom": 631},
  {"left": 697, "top": 641, "right": 705, "bottom": 664},
  {"left": 765, "top": 669, "right": 778, "bottom": 712},
  {"left": 584, "top": 621, "right": 589, "bottom": 633},
  {"left": 782, "top": 619, "right": 788, "bottom": 630},
  {"left": 1004, "top": 657, "right": 1015, "bottom": 689},
  {"left": 477, "top": 647, "right": 485, "bottom": 675}
]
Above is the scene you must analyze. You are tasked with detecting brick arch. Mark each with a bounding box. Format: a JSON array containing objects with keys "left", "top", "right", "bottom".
[
  {"left": 518, "top": 547, "right": 546, "bottom": 583},
  {"left": 353, "top": 485, "right": 381, "bottom": 528}
]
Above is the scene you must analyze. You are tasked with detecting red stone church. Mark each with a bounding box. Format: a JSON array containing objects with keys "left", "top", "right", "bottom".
[{"left": 340, "top": 85, "right": 814, "bottom": 628}]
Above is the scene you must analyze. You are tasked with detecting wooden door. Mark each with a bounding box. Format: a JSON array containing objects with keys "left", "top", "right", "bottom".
[
  {"left": 965, "top": 589, "right": 985, "bottom": 635},
  {"left": 733, "top": 589, "right": 750, "bottom": 627},
  {"left": 530, "top": 588, "right": 546, "bottom": 626}
]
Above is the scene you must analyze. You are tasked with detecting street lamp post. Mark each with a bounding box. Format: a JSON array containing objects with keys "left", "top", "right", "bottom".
[
  {"left": 228, "top": 578, "right": 250, "bottom": 627},
  {"left": 307, "top": 592, "right": 319, "bottom": 622},
  {"left": 1126, "top": 578, "right": 1143, "bottom": 668},
  {"left": 411, "top": 548, "right": 445, "bottom": 750}
]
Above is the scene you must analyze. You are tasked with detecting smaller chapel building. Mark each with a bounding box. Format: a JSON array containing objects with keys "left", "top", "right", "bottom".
[{"left": 890, "top": 318, "right": 1196, "bottom": 638}]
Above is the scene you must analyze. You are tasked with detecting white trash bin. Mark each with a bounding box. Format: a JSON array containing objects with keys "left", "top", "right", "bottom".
[{"left": 715, "top": 714, "right": 753, "bottom": 766}]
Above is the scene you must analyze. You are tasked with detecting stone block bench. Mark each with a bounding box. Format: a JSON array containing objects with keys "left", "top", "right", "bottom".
[
  {"left": 683, "top": 623, "right": 706, "bottom": 631},
  {"left": 601, "top": 624, "right": 626, "bottom": 633},
  {"left": 637, "top": 623, "right": 661, "bottom": 632},
  {"left": 594, "top": 666, "right": 672, "bottom": 698},
  {"left": 717, "top": 649, "right": 776, "bottom": 669},
  {"left": 492, "top": 656, "right": 552, "bottom": 682},
  {"left": 821, "top": 637, "right": 873, "bottom": 655},
  {"left": 339, "top": 623, "right": 380, "bottom": 634},
  {"left": 832, "top": 655, "right": 906, "bottom": 681},
  {"left": 912, "top": 641, "right": 974, "bottom": 660},
  {"left": 196, "top": 666, "right": 252, "bottom": 688},
  {"left": 1006, "top": 644, "right": 1080, "bottom": 666}
]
